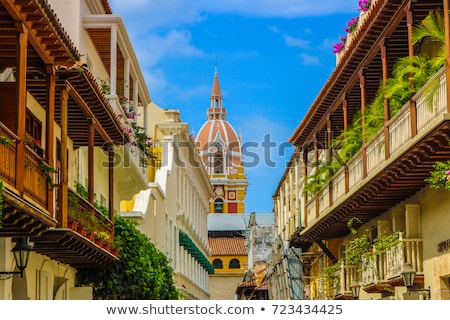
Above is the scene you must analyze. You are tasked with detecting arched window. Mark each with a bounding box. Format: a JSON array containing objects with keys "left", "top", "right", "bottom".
[
  {"left": 214, "top": 151, "right": 223, "bottom": 173},
  {"left": 213, "top": 259, "right": 223, "bottom": 269},
  {"left": 229, "top": 258, "right": 240, "bottom": 269},
  {"left": 214, "top": 198, "right": 224, "bottom": 213}
]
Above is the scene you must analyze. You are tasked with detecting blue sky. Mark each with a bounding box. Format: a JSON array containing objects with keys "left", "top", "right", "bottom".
[{"left": 108, "top": 0, "right": 360, "bottom": 213}]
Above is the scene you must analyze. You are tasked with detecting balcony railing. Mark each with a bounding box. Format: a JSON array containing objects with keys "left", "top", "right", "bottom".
[
  {"left": 0, "top": 123, "right": 17, "bottom": 186},
  {"left": 386, "top": 238, "right": 423, "bottom": 279},
  {"left": 127, "top": 144, "right": 148, "bottom": 177},
  {"left": 333, "top": 261, "right": 358, "bottom": 297},
  {"left": 67, "top": 189, "right": 114, "bottom": 247},
  {"left": 0, "top": 123, "right": 49, "bottom": 209},
  {"left": 305, "top": 67, "right": 447, "bottom": 226},
  {"left": 361, "top": 236, "right": 423, "bottom": 287}
]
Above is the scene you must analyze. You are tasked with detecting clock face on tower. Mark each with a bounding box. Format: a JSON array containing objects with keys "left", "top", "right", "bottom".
[
  {"left": 209, "top": 141, "right": 223, "bottom": 153},
  {"left": 215, "top": 186, "right": 224, "bottom": 196}
]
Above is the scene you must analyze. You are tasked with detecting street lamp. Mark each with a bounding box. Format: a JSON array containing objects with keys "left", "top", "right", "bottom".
[
  {"left": 400, "top": 263, "right": 430, "bottom": 299},
  {"left": 350, "top": 281, "right": 361, "bottom": 300},
  {"left": 0, "top": 238, "right": 32, "bottom": 279}
]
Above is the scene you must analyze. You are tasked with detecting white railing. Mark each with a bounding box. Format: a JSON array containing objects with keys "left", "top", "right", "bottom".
[
  {"left": 306, "top": 200, "right": 316, "bottom": 226},
  {"left": 348, "top": 154, "right": 363, "bottom": 189},
  {"left": 127, "top": 144, "right": 148, "bottom": 177},
  {"left": 386, "top": 238, "right": 423, "bottom": 279},
  {"left": 305, "top": 67, "right": 449, "bottom": 230},
  {"left": 389, "top": 106, "right": 411, "bottom": 155},
  {"left": 416, "top": 68, "right": 447, "bottom": 131},
  {"left": 333, "top": 262, "right": 358, "bottom": 297},
  {"left": 318, "top": 187, "right": 330, "bottom": 213},
  {"left": 361, "top": 255, "right": 376, "bottom": 286},
  {"left": 366, "top": 131, "right": 385, "bottom": 174},
  {"left": 332, "top": 168, "right": 346, "bottom": 203},
  {"left": 361, "top": 251, "right": 388, "bottom": 286}
]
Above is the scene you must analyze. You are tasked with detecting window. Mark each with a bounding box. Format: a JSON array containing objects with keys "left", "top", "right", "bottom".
[
  {"left": 214, "top": 151, "right": 223, "bottom": 173},
  {"left": 213, "top": 259, "right": 223, "bottom": 269},
  {"left": 229, "top": 259, "right": 240, "bottom": 269},
  {"left": 25, "top": 110, "right": 43, "bottom": 155},
  {"left": 214, "top": 198, "right": 224, "bottom": 213}
]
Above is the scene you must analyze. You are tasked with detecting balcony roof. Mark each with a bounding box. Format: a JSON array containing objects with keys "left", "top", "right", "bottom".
[
  {"left": 287, "top": 0, "right": 450, "bottom": 245},
  {"left": 32, "top": 229, "right": 118, "bottom": 268},
  {"left": 0, "top": 1, "right": 130, "bottom": 147},
  {"left": 289, "top": 0, "right": 443, "bottom": 148},
  {"left": 292, "top": 117, "right": 450, "bottom": 245}
]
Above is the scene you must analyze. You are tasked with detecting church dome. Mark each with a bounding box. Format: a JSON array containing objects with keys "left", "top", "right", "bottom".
[{"left": 196, "top": 67, "right": 242, "bottom": 175}]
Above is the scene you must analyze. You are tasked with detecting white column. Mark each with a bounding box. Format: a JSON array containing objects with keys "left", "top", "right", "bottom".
[
  {"left": 0, "top": 238, "right": 14, "bottom": 299},
  {"left": 124, "top": 58, "right": 130, "bottom": 105},
  {"left": 133, "top": 80, "right": 139, "bottom": 113},
  {"left": 110, "top": 24, "right": 117, "bottom": 98}
]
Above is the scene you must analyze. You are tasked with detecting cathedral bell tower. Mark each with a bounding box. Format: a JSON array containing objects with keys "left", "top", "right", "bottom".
[{"left": 195, "top": 66, "right": 248, "bottom": 214}]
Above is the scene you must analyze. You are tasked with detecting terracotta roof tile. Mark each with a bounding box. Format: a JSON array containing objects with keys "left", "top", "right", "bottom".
[{"left": 208, "top": 237, "right": 247, "bottom": 256}]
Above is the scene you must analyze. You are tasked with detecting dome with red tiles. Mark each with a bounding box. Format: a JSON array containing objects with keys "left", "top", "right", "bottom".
[{"left": 196, "top": 67, "right": 243, "bottom": 175}]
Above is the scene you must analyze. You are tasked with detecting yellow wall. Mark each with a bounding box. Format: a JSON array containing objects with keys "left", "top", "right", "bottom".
[{"left": 211, "top": 254, "right": 248, "bottom": 274}]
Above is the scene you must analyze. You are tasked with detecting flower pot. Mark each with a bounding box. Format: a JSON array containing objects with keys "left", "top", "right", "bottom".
[
  {"left": 94, "top": 237, "right": 104, "bottom": 247},
  {"left": 77, "top": 224, "right": 87, "bottom": 236},
  {"left": 102, "top": 242, "right": 111, "bottom": 252},
  {"left": 86, "top": 232, "right": 95, "bottom": 241},
  {"left": 68, "top": 220, "right": 79, "bottom": 231},
  {"left": 112, "top": 248, "right": 120, "bottom": 257}
]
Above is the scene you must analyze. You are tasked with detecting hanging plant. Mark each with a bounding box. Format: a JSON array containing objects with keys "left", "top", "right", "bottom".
[
  {"left": 344, "top": 233, "right": 371, "bottom": 265},
  {"left": 0, "top": 135, "right": 14, "bottom": 145},
  {"left": 38, "top": 158, "right": 58, "bottom": 189},
  {"left": 373, "top": 232, "right": 401, "bottom": 251},
  {"left": 425, "top": 159, "right": 450, "bottom": 191}
]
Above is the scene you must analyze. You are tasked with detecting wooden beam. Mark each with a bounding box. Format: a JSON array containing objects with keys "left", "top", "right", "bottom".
[
  {"left": 108, "top": 146, "right": 114, "bottom": 222},
  {"left": 59, "top": 88, "right": 69, "bottom": 228},
  {"left": 66, "top": 82, "right": 113, "bottom": 144},
  {"left": 88, "top": 119, "right": 94, "bottom": 204},
  {"left": 45, "top": 65, "right": 55, "bottom": 218},
  {"left": 15, "top": 27, "right": 28, "bottom": 194},
  {"left": 445, "top": 0, "right": 450, "bottom": 113}
]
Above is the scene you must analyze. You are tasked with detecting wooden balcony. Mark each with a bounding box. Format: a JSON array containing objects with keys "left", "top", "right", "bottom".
[
  {"left": 31, "top": 189, "right": 118, "bottom": 268},
  {"left": 298, "top": 68, "right": 450, "bottom": 243},
  {"left": 0, "top": 123, "right": 56, "bottom": 237}
]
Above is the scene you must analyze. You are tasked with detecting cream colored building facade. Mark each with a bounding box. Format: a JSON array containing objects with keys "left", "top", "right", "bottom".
[
  {"left": 121, "top": 102, "right": 213, "bottom": 300},
  {"left": 273, "top": 0, "right": 450, "bottom": 300},
  {"left": 272, "top": 150, "right": 304, "bottom": 244}
]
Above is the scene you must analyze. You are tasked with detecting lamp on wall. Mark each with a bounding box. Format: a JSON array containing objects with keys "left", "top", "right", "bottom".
[
  {"left": 401, "top": 263, "right": 430, "bottom": 300},
  {"left": 0, "top": 238, "right": 32, "bottom": 280}
]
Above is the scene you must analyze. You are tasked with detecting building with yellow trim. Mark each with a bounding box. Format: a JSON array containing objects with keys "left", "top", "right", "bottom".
[
  {"left": 121, "top": 102, "right": 213, "bottom": 300},
  {"left": 195, "top": 67, "right": 249, "bottom": 299},
  {"left": 195, "top": 66, "right": 248, "bottom": 215}
]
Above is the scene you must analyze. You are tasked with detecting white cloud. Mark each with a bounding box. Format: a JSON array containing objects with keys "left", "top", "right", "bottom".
[
  {"left": 131, "top": 29, "right": 203, "bottom": 68},
  {"left": 284, "top": 35, "right": 309, "bottom": 49},
  {"left": 299, "top": 53, "right": 320, "bottom": 66},
  {"left": 110, "top": 0, "right": 356, "bottom": 30},
  {"left": 110, "top": 0, "right": 204, "bottom": 30}
]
